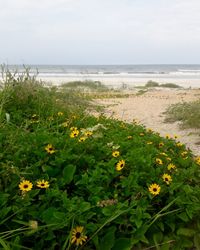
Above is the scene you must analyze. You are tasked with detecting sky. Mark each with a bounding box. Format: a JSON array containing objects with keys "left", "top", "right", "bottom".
[{"left": 0, "top": 0, "right": 200, "bottom": 65}]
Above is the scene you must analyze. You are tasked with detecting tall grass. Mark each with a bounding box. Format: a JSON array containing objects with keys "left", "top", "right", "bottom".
[{"left": 164, "top": 100, "right": 200, "bottom": 128}]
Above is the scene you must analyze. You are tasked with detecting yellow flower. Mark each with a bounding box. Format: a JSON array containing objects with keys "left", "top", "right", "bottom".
[
  {"left": 36, "top": 180, "right": 50, "bottom": 189},
  {"left": 176, "top": 142, "right": 183, "bottom": 147},
  {"left": 116, "top": 160, "right": 125, "bottom": 171},
  {"left": 84, "top": 131, "right": 93, "bottom": 137},
  {"left": 147, "top": 141, "right": 153, "bottom": 145},
  {"left": 62, "top": 122, "right": 69, "bottom": 128},
  {"left": 19, "top": 180, "right": 33, "bottom": 192},
  {"left": 147, "top": 128, "right": 153, "bottom": 133},
  {"left": 57, "top": 112, "right": 64, "bottom": 116},
  {"left": 167, "top": 163, "right": 176, "bottom": 171},
  {"left": 181, "top": 151, "right": 188, "bottom": 157},
  {"left": 195, "top": 156, "right": 200, "bottom": 166},
  {"left": 174, "top": 134, "right": 179, "bottom": 139},
  {"left": 71, "top": 226, "right": 87, "bottom": 246},
  {"left": 112, "top": 151, "right": 120, "bottom": 158},
  {"left": 166, "top": 157, "right": 172, "bottom": 162},
  {"left": 79, "top": 137, "right": 87, "bottom": 142},
  {"left": 45, "top": 144, "right": 56, "bottom": 154},
  {"left": 156, "top": 158, "right": 163, "bottom": 165},
  {"left": 70, "top": 127, "right": 78, "bottom": 131},
  {"left": 165, "top": 134, "right": 170, "bottom": 139},
  {"left": 162, "top": 173, "right": 172, "bottom": 185},
  {"left": 148, "top": 183, "right": 161, "bottom": 196},
  {"left": 127, "top": 136, "right": 133, "bottom": 139},
  {"left": 70, "top": 130, "right": 79, "bottom": 138},
  {"left": 140, "top": 132, "right": 145, "bottom": 136},
  {"left": 159, "top": 142, "right": 164, "bottom": 148}
]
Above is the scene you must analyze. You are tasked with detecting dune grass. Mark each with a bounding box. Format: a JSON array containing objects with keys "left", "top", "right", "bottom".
[
  {"left": 164, "top": 100, "right": 200, "bottom": 129},
  {"left": 1, "top": 67, "right": 200, "bottom": 249}
]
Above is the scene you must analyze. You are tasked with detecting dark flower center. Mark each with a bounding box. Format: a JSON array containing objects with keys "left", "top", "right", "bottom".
[
  {"left": 165, "top": 178, "right": 169, "bottom": 181},
  {"left": 75, "top": 232, "right": 81, "bottom": 238},
  {"left": 153, "top": 188, "right": 157, "bottom": 192},
  {"left": 41, "top": 183, "right": 45, "bottom": 186},
  {"left": 24, "top": 184, "right": 28, "bottom": 188}
]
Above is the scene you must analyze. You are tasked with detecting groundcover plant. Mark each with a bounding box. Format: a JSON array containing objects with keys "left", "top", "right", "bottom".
[{"left": 1, "top": 73, "right": 200, "bottom": 249}]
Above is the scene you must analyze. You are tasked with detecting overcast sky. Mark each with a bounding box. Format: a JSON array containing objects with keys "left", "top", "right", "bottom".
[{"left": 1, "top": 0, "right": 200, "bottom": 64}]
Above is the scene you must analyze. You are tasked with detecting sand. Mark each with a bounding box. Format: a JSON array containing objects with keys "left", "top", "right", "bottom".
[{"left": 96, "top": 88, "right": 200, "bottom": 155}]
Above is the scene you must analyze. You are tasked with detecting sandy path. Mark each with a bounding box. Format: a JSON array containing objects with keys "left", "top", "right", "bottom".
[{"left": 97, "top": 88, "right": 200, "bottom": 155}]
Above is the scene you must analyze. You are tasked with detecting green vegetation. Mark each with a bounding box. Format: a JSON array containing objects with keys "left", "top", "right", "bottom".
[
  {"left": 1, "top": 68, "right": 200, "bottom": 249},
  {"left": 164, "top": 100, "right": 200, "bottom": 129},
  {"left": 160, "top": 83, "right": 181, "bottom": 88},
  {"left": 145, "top": 81, "right": 181, "bottom": 89},
  {"left": 145, "top": 80, "right": 159, "bottom": 88}
]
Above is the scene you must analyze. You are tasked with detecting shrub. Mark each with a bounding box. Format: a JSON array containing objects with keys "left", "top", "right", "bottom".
[
  {"left": 160, "top": 83, "right": 181, "bottom": 88},
  {"left": 145, "top": 80, "right": 159, "bottom": 87}
]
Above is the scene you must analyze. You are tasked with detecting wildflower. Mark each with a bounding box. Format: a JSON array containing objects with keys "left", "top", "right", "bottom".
[
  {"left": 57, "top": 112, "right": 64, "bottom": 116},
  {"left": 45, "top": 144, "right": 56, "bottom": 154},
  {"left": 84, "top": 131, "right": 93, "bottom": 137},
  {"left": 62, "top": 122, "right": 69, "bottom": 127},
  {"left": 156, "top": 158, "right": 163, "bottom": 165},
  {"left": 147, "top": 128, "right": 153, "bottom": 133},
  {"left": 116, "top": 160, "right": 125, "bottom": 171},
  {"left": 36, "top": 180, "right": 50, "bottom": 189},
  {"left": 112, "top": 151, "right": 120, "bottom": 158},
  {"left": 127, "top": 135, "right": 133, "bottom": 139},
  {"left": 166, "top": 157, "right": 172, "bottom": 162},
  {"left": 70, "top": 127, "right": 78, "bottom": 131},
  {"left": 48, "top": 116, "right": 54, "bottom": 121},
  {"left": 195, "top": 156, "right": 200, "bottom": 165},
  {"left": 159, "top": 142, "right": 164, "bottom": 148},
  {"left": 167, "top": 163, "right": 176, "bottom": 171},
  {"left": 19, "top": 180, "right": 33, "bottom": 192},
  {"left": 181, "top": 151, "right": 188, "bottom": 160},
  {"left": 140, "top": 132, "right": 144, "bottom": 136},
  {"left": 79, "top": 137, "right": 87, "bottom": 142},
  {"left": 148, "top": 183, "right": 161, "bottom": 196},
  {"left": 181, "top": 151, "right": 188, "bottom": 157},
  {"left": 162, "top": 173, "right": 172, "bottom": 185},
  {"left": 70, "top": 130, "right": 79, "bottom": 138},
  {"left": 147, "top": 141, "right": 153, "bottom": 145},
  {"left": 165, "top": 134, "right": 170, "bottom": 139},
  {"left": 176, "top": 142, "right": 183, "bottom": 147},
  {"left": 174, "top": 134, "right": 179, "bottom": 139},
  {"left": 71, "top": 226, "right": 87, "bottom": 246}
]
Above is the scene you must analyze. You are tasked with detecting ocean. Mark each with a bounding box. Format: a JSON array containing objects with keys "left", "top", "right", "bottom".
[{"left": 4, "top": 64, "right": 200, "bottom": 88}]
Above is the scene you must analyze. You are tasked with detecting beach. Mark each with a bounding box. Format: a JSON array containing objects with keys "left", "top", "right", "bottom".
[{"left": 96, "top": 88, "right": 200, "bottom": 155}]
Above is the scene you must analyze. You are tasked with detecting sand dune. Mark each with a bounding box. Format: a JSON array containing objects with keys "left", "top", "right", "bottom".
[{"left": 97, "top": 88, "right": 200, "bottom": 155}]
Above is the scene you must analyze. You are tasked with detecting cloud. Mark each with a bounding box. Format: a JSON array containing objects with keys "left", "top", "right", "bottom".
[{"left": 0, "top": 0, "right": 200, "bottom": 63}]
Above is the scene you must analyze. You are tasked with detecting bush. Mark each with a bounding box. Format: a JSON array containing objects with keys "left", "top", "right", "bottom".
[
  {"left": 160, "top": 83, "right": 181, "bottom": 88},
  {"left": 145, "top": 80, "right": 159, "bottom": 87}
]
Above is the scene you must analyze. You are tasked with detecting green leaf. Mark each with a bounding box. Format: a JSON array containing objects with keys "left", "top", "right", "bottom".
[
  {"left": 194, "top": 234, "right": 200, "bottom": 250},
  {"left": 112, "top": 238, "right": 131, "bottom": 250},
  {"left": 99, "top": 226, "right": 116, "bottom": 250},
  {"left": 177, "top": 228, "right": 196, "bottom": 237},
  {"left": 62, "top": 164, "right": 76, "bottom": 184}
]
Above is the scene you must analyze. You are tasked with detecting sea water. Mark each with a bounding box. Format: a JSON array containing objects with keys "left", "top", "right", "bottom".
[{"left": 4, "top": 64, "right": 200, "bottom": 88}]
